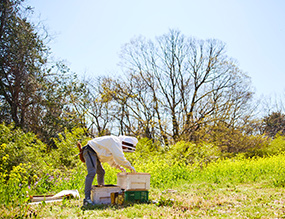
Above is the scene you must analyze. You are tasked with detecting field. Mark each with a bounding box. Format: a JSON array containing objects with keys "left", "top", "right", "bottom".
[
  {"left": 3, "top": 183, "right": 285, "bottom": 218},
  {"left": 1, "top": 152, "right": 285, "bottom": 218}
]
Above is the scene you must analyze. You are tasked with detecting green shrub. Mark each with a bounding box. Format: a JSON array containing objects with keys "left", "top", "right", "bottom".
[
  {"left": 51, "top": 127, "right": 89, "bottom": 168},
  {"left": 0, "top": 123, "right": 47, "bottom": 181},
  {"left": 167, "top": 141, "right": 221, "bottom": 165},
  {"left": 264, "top": 133, "right": 285, "bottom": 155}
]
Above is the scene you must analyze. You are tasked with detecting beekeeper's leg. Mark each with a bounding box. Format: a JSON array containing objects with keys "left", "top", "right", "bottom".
[
  {"left": 96, "top": 157, "right": 105, "bottom": 185},
  {"left": 83, "top": 146, "right": 97, "bottom": 199}
]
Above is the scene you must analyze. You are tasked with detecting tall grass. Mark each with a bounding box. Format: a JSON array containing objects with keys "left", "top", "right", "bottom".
[
  {"left": 104, "top": 152, "right": 285, "bottom": 189},
  {"left": 196, "top": 153, "right": 285, "bottom": 186},
  {"left": 1, "top": 151, "right": 285, "bottom": 218},
  {"left": 1, "top": 150, "right": 285, "bottom": 209}
]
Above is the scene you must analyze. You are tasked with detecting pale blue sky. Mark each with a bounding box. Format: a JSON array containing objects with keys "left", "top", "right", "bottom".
[{"left": 27, "top": 0, "right": 285, "bottom": 98}]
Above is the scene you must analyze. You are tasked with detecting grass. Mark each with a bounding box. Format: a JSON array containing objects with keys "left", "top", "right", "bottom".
[
  {"left": 1, "top": 182, "right": 285, "bottom": 218},
  {"left": 1, "top": 153, "right": 285, "bottom": 218}
]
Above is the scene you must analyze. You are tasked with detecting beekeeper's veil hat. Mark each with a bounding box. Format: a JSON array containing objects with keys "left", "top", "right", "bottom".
[{"left": 119, "top": 136, "right": 138, "bottom": 152}]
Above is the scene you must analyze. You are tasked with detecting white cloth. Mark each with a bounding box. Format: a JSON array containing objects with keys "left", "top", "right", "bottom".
[{"left": 87, "top": 135, "right": 136, "bottom": 170}]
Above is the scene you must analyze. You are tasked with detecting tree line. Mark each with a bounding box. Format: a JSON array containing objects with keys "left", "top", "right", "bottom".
[{"left": 1, "top": 0, "right": 285, "bottom": 154}]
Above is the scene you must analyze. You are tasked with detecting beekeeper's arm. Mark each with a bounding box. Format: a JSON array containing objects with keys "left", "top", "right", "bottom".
[{"left": 108, "top": 143, "right": 136, "bottom": 172}]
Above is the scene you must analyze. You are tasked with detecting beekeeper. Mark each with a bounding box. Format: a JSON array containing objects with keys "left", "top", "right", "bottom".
[{"left": 78, "top": 135, "right": 138, "bottom": 206}]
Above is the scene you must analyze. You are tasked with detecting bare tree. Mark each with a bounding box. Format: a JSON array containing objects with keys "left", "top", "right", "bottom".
[{"left": 119, "top": 29, "right": 253, "bottom": 144}]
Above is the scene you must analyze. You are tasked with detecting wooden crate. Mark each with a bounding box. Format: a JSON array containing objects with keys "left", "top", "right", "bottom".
[{"left": 124, "top": 190, "right": 149, "bottom": 203}]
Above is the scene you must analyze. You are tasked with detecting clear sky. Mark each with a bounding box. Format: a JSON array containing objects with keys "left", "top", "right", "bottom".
[{"left": 27, "top": 0, "right": 285, "bottom": 98}]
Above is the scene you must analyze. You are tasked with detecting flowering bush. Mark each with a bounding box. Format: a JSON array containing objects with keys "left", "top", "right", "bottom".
[{"left": 1, "top": 122, "right": 285, "bottom": 209}]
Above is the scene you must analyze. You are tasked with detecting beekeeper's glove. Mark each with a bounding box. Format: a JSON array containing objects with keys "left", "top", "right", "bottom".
[
  {"left": 119, "top": 166, "right": 126, "bottom": 172},
  {"left": 129, "top": 166, "right": 136, "bottom": 173}
]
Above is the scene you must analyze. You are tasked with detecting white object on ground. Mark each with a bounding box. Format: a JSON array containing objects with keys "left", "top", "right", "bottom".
[{"left": 29, "top": 189, "right": 80, "bottom": 205}]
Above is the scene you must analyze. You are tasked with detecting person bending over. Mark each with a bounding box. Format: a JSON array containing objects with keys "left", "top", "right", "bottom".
[{"left": 78, "top": 135, "right": 138, "bottom": 206}]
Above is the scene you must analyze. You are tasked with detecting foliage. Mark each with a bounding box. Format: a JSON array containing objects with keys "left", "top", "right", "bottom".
[
  {"left": 167, "top": 141, "right": 220, "bottom": 165},
  {"left": 258, "top": 133, "right": 285, "bottom": 156},
  {"left": 0, "top": 1, "right": 89, "bottom": 147},
  {"left": 34, "top": 63, "right": 89, "bottom": 146},
  {"left": 0, "top": 123, "right": 88, "bottom": 207},
  {"left": 51, "top": 127, "right": 90, "bottom": 168},
  {"left": 0, "top": 0, "right": 48, "bottom": 129},
  {"left": 0, "top": 123, "right": 46, "bottom": 178},
  {"left": 263, "top": 111, "right": 285, "bottom": 138},
  {"left": 0, "top": 1, "right": 268, "bottom": 158},
  {"left": 196, "top": 121, "right": 270, "bottom": 156},
  {"left": 135, "top": 137, "right": 163, "bottom": 154},
  {"left": 1, "top": 124, "right": 285, "bottom": 218}
]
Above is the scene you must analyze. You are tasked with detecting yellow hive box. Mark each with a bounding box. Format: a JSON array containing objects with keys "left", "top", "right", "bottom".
[{"left": 111, "top": 192, "right": 124, "bottom": 205}]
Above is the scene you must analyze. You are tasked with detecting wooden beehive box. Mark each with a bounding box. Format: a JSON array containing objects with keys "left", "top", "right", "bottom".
[{"left": 117, "top": 173, "right": 151, "bottom": 191}]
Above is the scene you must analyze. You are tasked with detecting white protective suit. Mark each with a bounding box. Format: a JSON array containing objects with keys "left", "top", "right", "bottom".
[{"left": 87, "top": 135, "right": 137, "bottom": 171}]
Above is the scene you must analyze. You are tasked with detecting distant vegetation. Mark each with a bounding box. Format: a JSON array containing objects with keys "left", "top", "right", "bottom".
[
  {"left": 1, "top": 124, "right": 285, "bottom": 217},
  {"left": 1, "top": 0, "right": 285, "bottom": 217}
]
